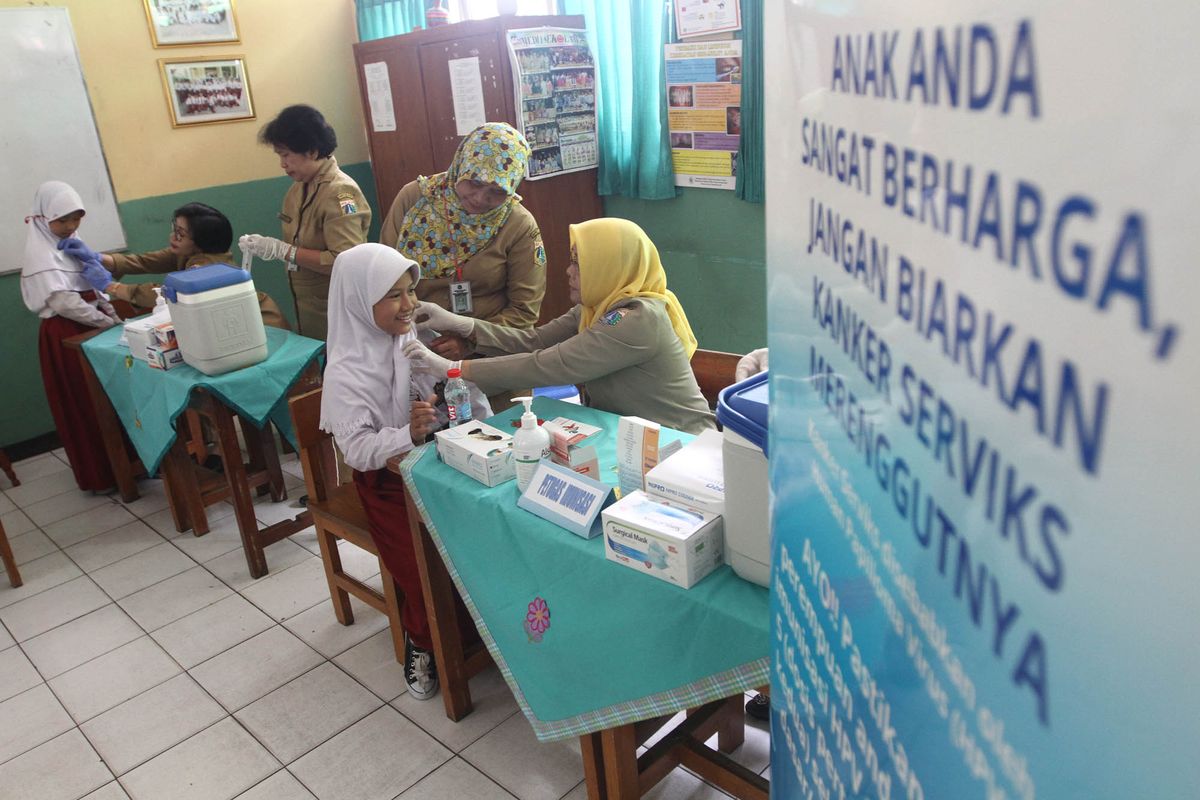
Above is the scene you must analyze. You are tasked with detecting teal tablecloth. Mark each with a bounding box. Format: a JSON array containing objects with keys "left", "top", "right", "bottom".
[
  {"left": 401, "top": 397, "right": 769, "bottom": 742},
  {"left": 81, "top": 325, "right": 324, "bottom": 474}
]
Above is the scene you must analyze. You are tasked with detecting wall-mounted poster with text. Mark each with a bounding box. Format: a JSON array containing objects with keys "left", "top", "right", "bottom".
[
  {"left": 666, "top": 40, "right": 741, "bottom": 190},
  {"left": 506, "top": 27, "right": 598, "bottom": 180}
]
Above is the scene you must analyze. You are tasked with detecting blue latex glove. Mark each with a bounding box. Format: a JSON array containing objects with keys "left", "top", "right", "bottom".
[
  {"left": 80, "top": 258, "right": 114, "bottom": 292},
  {"left": 57, "top": 237, "right": 100, "bottom": 263}
]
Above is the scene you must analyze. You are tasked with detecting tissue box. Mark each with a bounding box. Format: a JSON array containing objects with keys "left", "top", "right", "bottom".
[
  {"left": 602, "top": 490, "right": 724, "bottom": 588},
  {"left": 123, "top": 317, "right": 160, "bottom": 357},
  {"left": 434, "top": 421, "right": 515, "bottom": 486},
  {"left": 146, "top": 343, "right": 185, "bottom": 371},
  {"left": 644, "top": 429, "right": 725, "bottom": 515}
]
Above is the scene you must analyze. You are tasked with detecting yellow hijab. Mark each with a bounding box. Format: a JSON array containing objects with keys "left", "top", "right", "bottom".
[{"left": 572, "top": 218, "right": 698, "bottom": 359}]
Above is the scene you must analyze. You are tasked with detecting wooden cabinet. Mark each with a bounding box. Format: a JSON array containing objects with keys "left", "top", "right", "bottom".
[{"left": 353, "top": 16, "right": 603, "bottom": 324}]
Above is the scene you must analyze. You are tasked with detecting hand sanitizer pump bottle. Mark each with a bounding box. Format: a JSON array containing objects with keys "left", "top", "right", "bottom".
[
  {"left": 151, "top": 287, "right": 171, "bottom": 322},
  {"left": 512, "top": 396, "right": 550, "bottom": 492}
]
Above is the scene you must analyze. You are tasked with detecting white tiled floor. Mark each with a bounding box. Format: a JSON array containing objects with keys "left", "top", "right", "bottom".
[{"left": 0, "top": 449, "right": 770, "bottom": 799}]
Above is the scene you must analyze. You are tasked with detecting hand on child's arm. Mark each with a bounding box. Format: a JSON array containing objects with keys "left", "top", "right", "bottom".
[
  {"left": 430, "top": 333, "right": 470, "bottom": 360},
  {"left": 409, "top": 394, "right": 439, "bottom": 445}
]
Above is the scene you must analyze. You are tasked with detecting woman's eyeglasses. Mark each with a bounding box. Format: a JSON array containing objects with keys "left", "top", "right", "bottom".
[{"left": 170, "top": 226, "right": 191, "bottom": 240}]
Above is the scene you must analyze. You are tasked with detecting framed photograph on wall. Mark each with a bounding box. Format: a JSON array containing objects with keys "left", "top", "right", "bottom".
[
  {"left": 143, "top": 0, "right": 240, "bottom": 47},
  {"left": 159, "top": 56, "right": 254, "bottom": 127}
]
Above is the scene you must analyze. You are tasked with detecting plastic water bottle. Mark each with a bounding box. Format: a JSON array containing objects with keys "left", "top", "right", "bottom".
[{"left": 445, "top": 368, "right": 472, "bottom": 427}]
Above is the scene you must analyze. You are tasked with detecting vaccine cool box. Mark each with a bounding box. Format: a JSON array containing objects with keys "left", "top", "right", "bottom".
[
  {"left": 717, "top": 371, "right": 769, "bottom": 587},
  {"left": 163, "top": 264, "right": 268, "bottom": 376}
]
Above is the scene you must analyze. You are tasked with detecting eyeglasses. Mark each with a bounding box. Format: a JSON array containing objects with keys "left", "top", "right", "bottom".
[{"left": 170, "top": 225, "right": 191, "bottom": 240}]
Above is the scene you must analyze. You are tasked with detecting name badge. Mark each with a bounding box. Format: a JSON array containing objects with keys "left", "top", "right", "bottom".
[{"left": 449, "top": 280, "right": 473, "bottom": 314}]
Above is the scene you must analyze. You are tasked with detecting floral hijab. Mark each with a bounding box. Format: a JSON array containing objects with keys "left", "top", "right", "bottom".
[{"left": 397, "top": 123, "right": 531, "bottom": 280}]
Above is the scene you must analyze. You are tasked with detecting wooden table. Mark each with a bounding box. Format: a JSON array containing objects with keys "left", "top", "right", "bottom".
[
  {"left": 399, "top": 397, "right": 770, "bottom": 799},
  {"left": 65, "top": 329, "right": 315, "bottom": 579},
  {"left": 404, "top": 488, "right": 766, "bottom": 799}
]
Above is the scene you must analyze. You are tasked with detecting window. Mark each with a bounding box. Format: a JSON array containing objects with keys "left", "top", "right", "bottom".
[{"left": 446, "top": 0, "right": 556, "bottom": 23}]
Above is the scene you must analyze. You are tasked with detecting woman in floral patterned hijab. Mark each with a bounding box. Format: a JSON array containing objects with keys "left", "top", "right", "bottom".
[{"left": 380, "top": 123, "right": 546, "bottom": 372}]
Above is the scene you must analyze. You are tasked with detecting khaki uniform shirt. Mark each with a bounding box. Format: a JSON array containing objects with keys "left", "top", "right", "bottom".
[
  {"left": 469, "top": 298, "right": 715, "bottom": 434},
  {"left": 108, "top": 248, "right": 289, "bottom": 330},
  {"left": 380, "top": 180, "right": 545, "bottom": 329},
  {"left": 280, "top": 155, "right": 371, "bottom": 339}
]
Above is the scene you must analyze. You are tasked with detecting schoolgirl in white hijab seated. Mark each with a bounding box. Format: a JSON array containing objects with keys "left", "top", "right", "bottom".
[
  {"left": 18, "top": 181, "right": 120, "bottom": 492},
  {"left": 319, "top": 243, "right": 487, "bottom": 701}
]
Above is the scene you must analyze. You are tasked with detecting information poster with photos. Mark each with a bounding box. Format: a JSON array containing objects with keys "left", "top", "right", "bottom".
[
  {"left": 666, "top": 40, "right": 741, "bottom": 190},
  {"left": 506, "top": 27, "right": 598, "bottom": 180}
]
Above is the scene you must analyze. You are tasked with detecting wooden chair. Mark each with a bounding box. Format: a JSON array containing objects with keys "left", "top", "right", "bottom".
[
  {"left": 692, "top": 349, "right": 742, "bottom": 409},
  {"left": 0, "top": 516, "right": 21, "bottom": 588},
  {"left": 288, "top": 387, "right": 406, "bottom": 662}
]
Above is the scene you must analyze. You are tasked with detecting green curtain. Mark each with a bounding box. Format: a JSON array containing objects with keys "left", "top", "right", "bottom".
[
  {"left": 356, "top": 0, "right": 426, "bottom": 42},
  {"left": 735, "top": 0, "right": 764, "bottom": 203},
  {"left": 559, "top": 0, "right": 676, "bottom": 199}
]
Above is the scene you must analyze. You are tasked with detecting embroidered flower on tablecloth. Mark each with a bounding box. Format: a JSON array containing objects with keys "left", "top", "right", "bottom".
[{"left": 524, "top": 596, "right": 550, "bottom": 643}]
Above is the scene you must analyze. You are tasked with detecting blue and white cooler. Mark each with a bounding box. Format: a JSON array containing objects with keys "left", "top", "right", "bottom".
[
  {"left": 163, "top": 264, "right": 268, "bottom": 376},
  {"left": 717, "top": 371, "right": 769, "bottom": 587}
]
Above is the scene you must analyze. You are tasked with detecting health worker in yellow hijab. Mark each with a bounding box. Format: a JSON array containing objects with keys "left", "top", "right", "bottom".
[{"left": 404, "top": 218, "right": 714, "bottom": 434}]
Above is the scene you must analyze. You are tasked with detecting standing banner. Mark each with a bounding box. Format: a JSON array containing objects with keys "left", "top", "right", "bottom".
[
  {"left": 765, "top": 3, "right": 1199, "bottom": 799},
  {"left": 666, "top": 40, "right": 742, "bottom": 190},
  {"left": 506, "top": 27, "right": 598, "bottom": 180}
]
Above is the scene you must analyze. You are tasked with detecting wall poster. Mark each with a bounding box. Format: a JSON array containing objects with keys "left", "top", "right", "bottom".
[
  {"left": 674, "top": 0, "right": 741, "bottom": 39},
  {"left": 506, "top": 27, "right": 598, "bottom": 180},
  {"left": 666, "top": 40, "right": 741, "bottom": 190},
  {"left": 765, "top": 2, "right": 1198, "bottom": 800}
]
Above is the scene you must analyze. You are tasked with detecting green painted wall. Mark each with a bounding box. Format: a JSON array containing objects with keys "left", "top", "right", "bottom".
[
  {"left": 604, "top": 188, "right": 766, "bottom": 355},
  {"left": 0, "top": 162, "right": 378, "bottom": 447}
]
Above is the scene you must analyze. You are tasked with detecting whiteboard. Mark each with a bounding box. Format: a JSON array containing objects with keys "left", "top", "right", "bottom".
[{"left": 0, "top": 7, "right": 125, "bottom": 275}]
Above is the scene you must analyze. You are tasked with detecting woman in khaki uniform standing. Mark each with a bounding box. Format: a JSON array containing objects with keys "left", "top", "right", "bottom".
[
  {"left": 240, "top": 105, "right": 371, "bottom": 339},
  {"left": 379, "top": 122, "right": 546, "bottom": 354}
]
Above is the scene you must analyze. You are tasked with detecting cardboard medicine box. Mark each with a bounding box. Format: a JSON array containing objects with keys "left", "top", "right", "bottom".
[
  {"left": 434, "top": 421, "right": 515, "bottom": 487},
  {"left": 644, "top": 428, "right": 725, "bottom": 515},
  {"left": 602, "top": 490, "right": 724, "bottom": 589}
]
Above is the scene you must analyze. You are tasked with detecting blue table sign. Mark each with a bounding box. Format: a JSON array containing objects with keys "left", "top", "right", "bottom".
[{"left": 517, "top": 459, "right": 613, "bottom": 539}]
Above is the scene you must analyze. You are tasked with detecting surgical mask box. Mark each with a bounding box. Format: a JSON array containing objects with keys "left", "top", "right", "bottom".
[
  {"left": 146, "top": 343, "right": 185, "bottom": 371},
  {"left": 602, "top": 490, "right": 724, "bottom": 589},
  {"left": 717, "top": 371, "right": 770, "bottom": 587},
  {"left": 644, "top": 428, "right": 725, "bottom": 515},
  {"left": 434, "top": 421, "right": 515, "bottom": 487},
  {"left": 163, "top": 264, "right": 267, "bottom": 376}
]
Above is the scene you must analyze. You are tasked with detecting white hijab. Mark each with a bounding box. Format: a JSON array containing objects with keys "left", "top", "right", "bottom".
[
  {"left": 20, "top": 181, "right": 92, "bottom": 315},
  {"left": 320, "top": 243, "right": 422, "bottom": 437}
]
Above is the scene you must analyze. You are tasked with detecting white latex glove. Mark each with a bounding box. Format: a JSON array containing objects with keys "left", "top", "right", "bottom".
[
  {"left": 735, "top": 347, "right": 769, "bottom": 381},
  {"left": 403, "top": 338, "right": 459, "bottom": 377},
  {"left": 414, "top": 301, "right": 475, "bottom": 337},
  {"left": 239, "top": 233, "right": 292, "bottom": 262}
]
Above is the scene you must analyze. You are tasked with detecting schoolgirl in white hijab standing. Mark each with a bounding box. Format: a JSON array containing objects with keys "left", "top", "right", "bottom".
[
  {"left": 19, "top": 181, "right": 120, "bottom": 492},
  {"left": 319, "top": 242, "right": 468, "bottom": 702}
]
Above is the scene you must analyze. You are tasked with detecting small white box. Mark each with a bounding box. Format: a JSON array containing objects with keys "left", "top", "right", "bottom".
[
  {"left": 434, "top": 421, "right": 515, "bottom": 486},
  {"left": 644, "top": 428, "right": 725, "bottom": 515},
  {"left": 146, "top": 344, "right": 185, "bottom": 371},
  {"left": 122, "top": 316, "right": 161, "bottom": 359},
  {"left": 602, "top": 490, "right": 724, "bottom": 589}
]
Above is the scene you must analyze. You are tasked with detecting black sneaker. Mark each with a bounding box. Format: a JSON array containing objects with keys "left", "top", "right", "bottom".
[
  {"left": 746, "top": 693, "right": 770, "bottom": 721},
  {"left": 404, "top": 636, "right": 439, "bottom": 701}
]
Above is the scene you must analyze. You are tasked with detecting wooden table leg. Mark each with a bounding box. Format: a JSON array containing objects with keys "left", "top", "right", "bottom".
[
  {"left": 158, "top": 435, "right": 199, "bottom": 534},
  {"left": 241, "top": 417, "right": 286, "bottom": 502},
  {"left": 0, "top": 519, "right": 23, "bottom": 588},
  {"left": 76, "top": 350, "right": 140, "bottom": 502},
  {"left": 600, "top": 724, "right": 640, "bottom": 799},
  {"left": 208, "top": 396, "right": 268, "bottom": 578},
  {"left": 716, "top": 694, "right": 745, "bottom": 753},
  {"left": 405, "top": 483, "right": 474, "bottom": 721},
  {"left": 0, "top": 448, "right": 19, "bottom": 488},
  {"left": 580, "top": 732, "right": 607, "bottom": 800}
]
